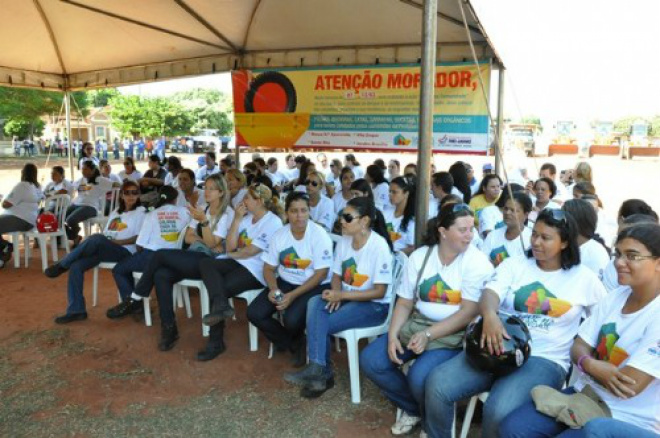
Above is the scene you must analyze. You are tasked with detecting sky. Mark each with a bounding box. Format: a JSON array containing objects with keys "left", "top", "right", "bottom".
[{"left": 119, "top": 0, "right": 660, "bottom": 128}]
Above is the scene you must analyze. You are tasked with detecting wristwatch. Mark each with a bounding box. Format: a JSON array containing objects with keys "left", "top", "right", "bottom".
[
  {"left": 200, "top": 220, "right": 210, "bottom": 227},
  {"left": 424, "top": 330, "right": 431, "bottom": 340}
]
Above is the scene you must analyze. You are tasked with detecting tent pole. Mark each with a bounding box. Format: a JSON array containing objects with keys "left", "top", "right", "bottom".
[
  {"left": 413, "top": 0, "right": 438, "bottom": 246},
  {"left": 495, "top": 64, "right": 505, "bottom": 176},
  {"left": 64, "top": 91, "right": 74, "bottom": 180}
]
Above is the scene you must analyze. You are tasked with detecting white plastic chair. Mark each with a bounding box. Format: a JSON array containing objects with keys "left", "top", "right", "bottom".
[
  {"left": 333, "top": 251, "right": 407, "bottom": 404},
  {"left": 233, "top": 288, "right": 263, "bottom": 352},
  {"left": 83, "top": 188, "right": 121, "bottom": 236},
  {"left": 23, "top": 194, "right": 71, "bottom": 271},
  {"left": 459, "top": 392, "right": 489, "bottom": 438},
  {"left": 174, "top": 279, "right": 210, "bottom": 336}
]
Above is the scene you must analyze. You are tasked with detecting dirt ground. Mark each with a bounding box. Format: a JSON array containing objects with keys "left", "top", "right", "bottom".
[{"left": 1, "top": 150, "right": 658, "bottom": 438}]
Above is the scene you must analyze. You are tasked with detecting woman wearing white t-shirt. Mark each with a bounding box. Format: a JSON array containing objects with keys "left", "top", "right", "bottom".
[
  {"left": 118, "top": 157, "right": 143, "bottom": 183},
  {"left": 0, "top": 163, "right": 44, "bottom": 256},
  {"left": 284, "top": 197, "right": 393, "bottom": 398},
  {"left": 425, "top": 208, "right": 607, "bottom": 438},
  {"left": 366, "top": 164, "right": 391, "bottom": 211},
  {"left": 105, "top": 186, "right": 191, "bottom": 318},
  {"left": 528, "top": 177, "right": 562, "bottom": 223},
  {"left": 332, "top": 167, "right": 355, "bottom": 214},
  {"left": 197, "top": 183, "right": 284, "bottom": 361},
  {"left": 78, "top": 142, "right": 99, "bottom": 171},
  {"left": 361, "top": 202, "right": 494, "bottom": 436},
  {"left": 247, "top": 192, "right": 333, "bottom": 367},
  {"left": 126, "top": 174, "right": 234, "bottom": 352},
  {"left": 481, "top": 192, "right": 533, "bottom": 267},
  {"left": 345, "top": 153, "right": 364, "bottom": 179},
  {"left": 46, "top": 180, "right": 146, "bottom": 324},
  {"left": 500, "top": 223, "right": 660, "bottom": 438},
  {"left": 563, "top": 198, "right": 611, "bottom": 279},
  {"left": 305, "top": 171, "right": 335, "bottom": 232},
  {"left": 43, "top": 165, "right": 74, "bottom": 201},
  {"left": 163, "top": 156, "right": 183, "bottom": 189},
  {"left": 175, "top": 169, "right": 206, "bottom": 210},
  {"left": 382, "top": 176, "right": 416, "bottom": 255},
  {"left": 325, "top": 159, "right": 342, "bottom": 198},
  {"left": 226, "top": 169, "right": 248, "bottom": 209}
]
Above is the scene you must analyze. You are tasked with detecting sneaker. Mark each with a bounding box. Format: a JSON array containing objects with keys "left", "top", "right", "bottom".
[
  {"left": 54, "top": 312, "right": 88, "bottom": 324},
  {"left": 158, "top": 325, "right": 179, "bottom": 351},
  {"left": 45, "top": 263, "right": 68, "bottom": 278},
  {"left": 391, "top": 412, "right": 422, "bottom": 435},
  {"left": 300, "top": 375, "right": 336, "bottom": 399},
  {"left": 106, "top": 299, "right": 142, "bottom": 319},
  {"left": 283, "top": 362, "right": 326, "bottom": 386}
]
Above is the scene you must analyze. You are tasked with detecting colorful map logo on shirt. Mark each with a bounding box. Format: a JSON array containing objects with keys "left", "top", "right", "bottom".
[
  {"left": 107, "top": 217, "right": 128, "bottom": 232},
  {"left": 513, "top": 282, "right": 572, "bottom": 317},
  {"left": 489, "top": 246, "right": 510, "bottom": 266},
  {"left": 341, "top": 258, "right": 369, "bottom": 287},
  {"left": 418, "top": 274, "right": 461, "bottom": 305},
  {"left": 238, "top": 229, "right": 252, "bottom": 248},
  {"left": 495, "top": 221, "right": 506, "bottom": 230},
  {"left": 386, "top": 223, "right": 402, "bottom": 242},
  {"left": 279, "top": 247, "right": 312, "bottom": 269},
  {"left": 595, "top": 322, "right": 629, "bottom": 367}
]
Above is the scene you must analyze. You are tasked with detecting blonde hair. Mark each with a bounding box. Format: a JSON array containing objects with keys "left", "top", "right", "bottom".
[
  {"left": 574, "top": 162, "right": 592, "bottom": 184},
  {"left": 226, "top": 168, "right": 247, "bottom": 187},
  {"left": 248, "top": 183, "right": 284, "bottom": 219},
  {"left": 205, "top": 174, "right": 231, "bottom": 231},
  {"left": 307, "top": 170, "right": 326, "bottom": 190}
]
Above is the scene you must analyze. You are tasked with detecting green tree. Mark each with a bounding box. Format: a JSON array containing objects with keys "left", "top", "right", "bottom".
[
  {"left": 614, "top": 116, "right": 648, "bottom": 135},
  {"left": 3, "top": 118, "right": 45, "bottom": 138},
  {"left": 519, "top": 115, "right": 542, "bottom": 126},
  {"left": 649, "top": 115, "right": 660, "bottom": 137},
  {"left": 108, "top": 95, "right": 193, "bottom": 138},
  {"left": 172, "top": 88, "right": 234, "bottom": 135},
  {"left": 87, "top": 88, "right": 120, "bottom": 108}
]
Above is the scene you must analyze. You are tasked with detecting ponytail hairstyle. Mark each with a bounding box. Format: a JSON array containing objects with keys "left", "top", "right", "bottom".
[
  {"left": 390, "top": 175, "right": 416, "bottom": 233},
  {"left": 618, "top": 199, "right": 659, "bottom": 223},
  {"left": 248, "top": 182, "right": 284, "bottom": 220},
  {"left": 21, "top": 163, "right": 40, "bottom": 188},
  {"left": 349, "top": 178, "right": 374, "bottom": 200},
  {"left": 117, "top": 180, "right": 142, "bottom": 214},
  {"left": 205, "top": 173, "right": 231, "bottom": 231},
  {"left": 83, "top": 160, "right": 101, "bottom": 185},
  {"left": 423, "top": 202, "right": 474, "bottom": 246},
  {"left": 346, "top": 197, "right": 393, "bottom": 252},
  {"left": 154, "top": 185, "right": 179, "bottom": 209},
  {"left": 562, "top": 198, "right": 609, "bottom": 252}
]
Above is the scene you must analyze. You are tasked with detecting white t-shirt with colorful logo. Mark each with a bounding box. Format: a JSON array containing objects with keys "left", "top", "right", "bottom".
[
  {"left": 262, "top": 221, "right": 333, "bottom": 285},
  {"left": 332, "top": 232, "right": 393, "bottom": 304},
  {"left": 135, "top": 204, "right": 191, "bottom": 251},
  {"left": 310, "top": 196, "right": 336, "bottom": 232},
  {"left": 233, "top": 211, "right": 283, "bottom": 285},
  {"left": 398, "top": 244, "right": 494, "bottom": 322},
  {"left": 480, "top": 226, "right": 532, "bottom": 267},
  {"left": 103, "top": 206, "right": 147, "bottom": 254},
  {"left": 487, "top": 257, "right": 607, "bottom": 370},
  {"left": 383, "top": 205, "right": 415, "bottom": 253},
  {"left": 575, "top": 287, "right": 660, "bottom": 432}
]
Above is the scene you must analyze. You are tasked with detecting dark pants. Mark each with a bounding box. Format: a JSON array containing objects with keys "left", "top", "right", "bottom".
[
  {"left": 134, "top": 249, "right": 209, "bottom": 326},
  {"left": 65, "top": 205, "right": 97, "bottom": 240},
  {"left": 0, "top": 214, "right": 33, "bottom": 244},
  {"left": 111, "top": 249, "right": 154, "bottom": 301},
  {"left": 247, "top": 278, "right": 329, "bottom": 351}
]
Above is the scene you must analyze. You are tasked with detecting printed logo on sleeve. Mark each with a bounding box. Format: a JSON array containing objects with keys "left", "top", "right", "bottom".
[
  {"left": 279, "top": 247, "right": 312, "bottom": 269},
  {"left": 595, "top": 322, "right": 629, "bottom": 366},
  {"left": 386, "top": 223, "right": 402, "bottom": 242},
  {"left": 513, "top": 282, "right": 572, "bottom": 317},
  {"left": 489, "top": 245, "right": 510, "bottom": 266},
  {"left": 238, "top": 229, "right": 252, "bottom": 248},
  {"left": 341, "top": 258, "right": 369, "bottom": 287},
  {"left": 419, "top": 274, "right": 461, "bottom": 305}
]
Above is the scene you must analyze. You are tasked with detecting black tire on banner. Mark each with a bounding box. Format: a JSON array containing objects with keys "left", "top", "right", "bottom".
[{"left": 244, "top": 71, "right": 297, "bottom": 113}]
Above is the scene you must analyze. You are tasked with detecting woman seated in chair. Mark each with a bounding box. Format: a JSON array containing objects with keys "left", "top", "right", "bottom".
[
  {"left": 284, "top": 197, "right": 393, "bottom": 398},
  {"left": 360, "top": 203, "right": 494, "bottom": 437},
  {"left": 500, "top": 223, "right": 660, "bottom": 438},
  {"left": 43, "top": 165, "right": 74, "bottom": 212},
  {"left": 104, "top": 186, "right": 191, "bottom": 320},
  {"left": 247, "top": 191, "right": 333, "bottom": 368},
  {"left": 305, "top": 171, "right": 335, "bottom": 232},
  {"left": 125, "top": 174, "right": 233, "bottom": 352},
  {"left": 423, "top": 209, "right": 607, "bottom": 438},
  {"left": 382, "top": 175, "right": 417, "bottom": 256},
  {"left": 195, "top": 183, "right": 283, "bottom": 361},
  {"left": 0, "top": 163, "right": 44, "bottom": 265},
  {"left": 46, "top": 180, "right": 146, "bottom": 324},
  {"left": 66, "top": 161, "right": 114, "bottom": 246}
]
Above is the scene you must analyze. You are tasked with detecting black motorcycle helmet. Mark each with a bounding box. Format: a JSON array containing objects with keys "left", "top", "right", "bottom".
[{"left": 464, "top": 313, "right": 532, "bottom": 375}]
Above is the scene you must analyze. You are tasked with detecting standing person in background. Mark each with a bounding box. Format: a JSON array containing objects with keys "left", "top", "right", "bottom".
[
  {"left": 366, "top": 164, "right": 390, "bottom": 211},
  {"left": 122, "top": 138, "right": 131, "bottom": 159},
  {"left": 155, "top": 136, "right": 166, "bottom": 162},
  {"left": 448, "top": 162, "right": 472, "bottom": 204},
  {"left": 113, "top": 138, "right": 120, "bottom": 160},
  {"left": 100, "top": 138, "right": 108, "bottom": 160},
  {"left": 325, "top": 159, "right": 342, "bottom": 198},
  {"left": 344, "top": 154, "right": 364, "bottom": 179},
  {"left": 133, "top": 138, "right": 141, "bottom": 160},
  {"left": 388, "top": 159, "right": 401, "bottom": 181}
]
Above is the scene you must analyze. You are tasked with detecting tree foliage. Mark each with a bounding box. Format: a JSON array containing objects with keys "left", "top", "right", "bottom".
[
  {"left": 88, "top": 88, "right": 120, "bottom": 107},
  {"left": 108, "top": 95, "right": 193, "bottom": 138},
  {"left": 519, "top": 115, "right": 542, "bottom": 126},
  {"left": 3, "top": 118, "right": 45, "bottom": 138},
  {"left": 171, "top": 88, "right": 234, "bottom": 135}
]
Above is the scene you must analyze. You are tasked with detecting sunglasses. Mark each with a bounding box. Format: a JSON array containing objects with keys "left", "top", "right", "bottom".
[
  {"left": 306, "top": 180, "right": 320, "bottom": 187},
  {"left": 544, "top": 208, "right": 568, "bottom": 226},
  {"left": 451, "top": 203, "right": 473, "bottom": 214},
  {"left": 341, "top": 212, "right": 362, "bottom": 223},
  {"left": 123, "top": 190, "right": 139, "bottom": 195}
]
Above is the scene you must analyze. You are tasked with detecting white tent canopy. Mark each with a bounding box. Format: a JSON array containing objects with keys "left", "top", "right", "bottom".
[{"left": 0, "top": 0, "right": 501, "bottom": 91}]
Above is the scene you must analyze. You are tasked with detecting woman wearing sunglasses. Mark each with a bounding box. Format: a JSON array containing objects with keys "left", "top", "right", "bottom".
[
  {"left": 119, "top": 157, "right": 142, "bottom": 183},
  {"left": 46, "top": 180, "right": 146, "bottom": 324},
  {"left": 424, "top": 209, "right": 607, "bottom": 438},
  {"left": 306, "top": 171, "right": 335, "bottom": 232},
  {"left": 361, "top": 202, "right": 494, "bottom": 437},
  {"left": 382, "top": 176, "right": 417, "bottom": 256},
  {"left": 247, "top": 191, "right": 333, "bottom": 367},
  {"left": 284, "top": 197, "right": 393, "bottom": 398},
  {"left": 500, "top": 223, "right": 660, "bottom": 438},
  {"left": 195, "top": 183, "right": 284, "bottom": 361},
  {"left": 331, "top": 167, "right": 355, "bottom": 214}
]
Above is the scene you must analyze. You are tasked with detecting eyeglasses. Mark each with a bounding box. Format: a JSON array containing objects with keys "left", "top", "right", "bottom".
[
  {"left": 123, "top": 190, "right": 139, "bottom": 195},
  {"left": 341, "top": 213, "right": 362, "bottom": 223},
  {"left": 614, "top": 250, "right": 659, "bottom": 263},
  {"left": 306, "top": 180, "right": 320, "bottom": 187}
]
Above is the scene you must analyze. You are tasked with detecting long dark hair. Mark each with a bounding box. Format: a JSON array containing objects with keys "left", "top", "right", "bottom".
[
  {"left": 346, "top": 197, "right": 393, "bottom": 252},
  {"left": 340, "top": 166, "right": 355, "bottom": 189},
  {"left": 154, "top": 185, "right": 179, "bottom": 209},
  {"left": 562, "top": 199, "right": 609, "bottom": 252},
  {"left": 21, "top": 163, "right": 40, "bottom": 188},
  {"left": 117, "top": 180, "right": 142, "bottom": 214},
  {"left": 83, "top": 161, "right": 101, "bottom": 185},
  {"left": 528, "top": 209, "right": 581, "bottom": 269},
  {"left": 298, "top": 160, "right": 315, "bottom": 186},
  {"left": 390, "top": 176, "right": 416, "bottom": 233},
  {"left": 448, "top": 162, "right": 471, "bottom": 204},
  {"left": 423, "top": 202, "right": 474, "bottom": 246},
  {"left": 366, "top": 164, "right": 387, "bottom": 185},
  {"left": 475, "top": 174, "right": 503, "bottom": 197},
  {"left": 350, "top": 179, "right": 374, "bottom": 200},
  {"left": 618, "top": 199, "right": 658, "bottom": 222}
]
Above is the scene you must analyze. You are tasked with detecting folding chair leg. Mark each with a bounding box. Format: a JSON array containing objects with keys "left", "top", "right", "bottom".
[
  {"left": 11, "top": 234, "right": 20, "bottom": 268},
  {"left": 248, "top": 322, "right": 258, "bottom": 352},
  {"left": 199, "top": 285, "right": 210, "bottom": 337},
  {"left": 39, "top": 237, "right": 49, "bottom": 272},
  {"left": 345, "top": 335, "right": 361, "bottom": 404},
  {"left": 183, "top": 289, "right": 192, "bottom": 318},
  {"left": 92, "top": 267, "right": 99, "bottom": 307},
  {"left": 50, "top": 235, "right": 59, "bottom": 263},
  {"left": 459, "top": 395, "right": 479, "bottom": 438},
  {"left": 143, "top": 297, "right": 152, "bottom": 327},
  {"left": 24, "top": 235, "right": 30, "bottom": 268}
]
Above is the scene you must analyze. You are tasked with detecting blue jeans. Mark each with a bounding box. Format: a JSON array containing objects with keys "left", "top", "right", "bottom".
[
  {"left": 360, "top": 333, "right": 460, "bottom": 418},
  {"left": 306, "top": 295, "right": 388, "bottom": 372},
  {"left": 59, "top": 234, "right": 132, "bottom": 314},
  {"left": 111, "top": 249, "right": 154, "bottom": 301},
  {"left": 500, "top": 388, "right": 660, "bottom": 438},
  {"left": 425, "top": 352, "right": 566, "bottom": 438}
]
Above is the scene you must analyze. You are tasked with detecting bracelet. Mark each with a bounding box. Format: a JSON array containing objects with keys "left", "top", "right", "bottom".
[{"left": 576, "top": 354, "right": 591, "bottom": 373}]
